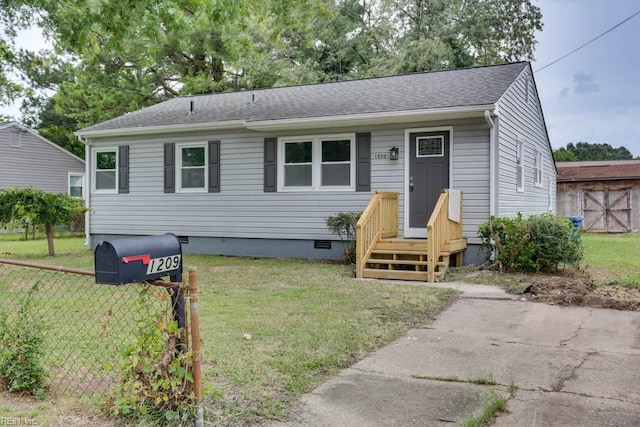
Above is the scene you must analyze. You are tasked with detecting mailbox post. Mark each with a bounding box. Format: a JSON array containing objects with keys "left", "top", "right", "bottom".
[{"left": 94, "top": 233, "right": 186, "bottom": 334}]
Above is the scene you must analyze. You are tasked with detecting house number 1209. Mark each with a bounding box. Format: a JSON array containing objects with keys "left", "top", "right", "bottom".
[
  {"left": 146, "top": 255, "right": 182, "bottom": 274},
  {"left": 374, "top": 153, "right": 389, "bottom": 160}
]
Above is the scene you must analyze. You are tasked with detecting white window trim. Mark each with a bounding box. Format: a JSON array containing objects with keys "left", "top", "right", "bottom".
[
  {"left": 277, "top": 133, "right": 356, "bottom": 192},
  {"left": 91, "top": 147, "right": 118, "bottom": 194},
  {"left": 176, "top": 142, "right": 208, "bottom": 193},
  {"left": 516, "top": 139, "right": 525, "bottom": 193},
  {"left": 9, "top": 131, "right": 21, "bottom": 148},
  {"left": 68, "top": 172, "right": 85, "bottom": 198},
  {"left": 534, "top": 150, "right": 543, "bottom": 188}
]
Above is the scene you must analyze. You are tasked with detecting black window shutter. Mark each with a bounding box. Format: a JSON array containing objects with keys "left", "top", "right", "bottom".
[
  {"left": 118, "top": 145, "right": 129, "bottom": 194},
  {"left": 164, "top": 143, "right": 175, "bottom": 193},
  {"left": 264, "top": 137, "right": 277, "bottom": 192},
  {"left": 208, "top": 140, "right": 221, "bottom": 193},
  {"left": 355, "top": 132, "right": 371, "bottom": 192}
]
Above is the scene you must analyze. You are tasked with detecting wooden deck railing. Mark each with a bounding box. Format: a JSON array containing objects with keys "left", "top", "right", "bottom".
[
  {"left": 355, "top": 191, "right": 398, "bottom": 278},
  {"left": 426, "top": 189, "right": 463, "bottom": 282}
]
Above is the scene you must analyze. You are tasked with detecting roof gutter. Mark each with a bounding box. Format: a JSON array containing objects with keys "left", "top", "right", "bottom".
[
  {"left": 75, "top": 105, "right": 496, "bottom": 138},
  {"left": 246, "top": 105, "right": 495, "bottom": 131},
  {"left": 75, "top": 120, "right": 247, "bottom": 139}
]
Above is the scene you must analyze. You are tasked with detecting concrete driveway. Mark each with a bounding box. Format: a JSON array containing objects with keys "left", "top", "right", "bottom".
[{"left": 275, "top": 282, "right": 640, "bottom": 426}]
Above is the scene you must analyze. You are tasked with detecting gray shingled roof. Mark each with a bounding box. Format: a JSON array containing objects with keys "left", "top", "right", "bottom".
[{"left": 79, "top": 62, "right": 529, "bottom": 133}]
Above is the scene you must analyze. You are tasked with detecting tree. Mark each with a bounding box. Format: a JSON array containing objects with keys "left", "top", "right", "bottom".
[
  {"left": 0, "top": 188, "right": 85, "bottom": 256},
  {"left": 1, "top": 0, "right": 543, "bottom": 137},
  {"left": 553, "top": 142, "right": 633, "bottom": 162}
]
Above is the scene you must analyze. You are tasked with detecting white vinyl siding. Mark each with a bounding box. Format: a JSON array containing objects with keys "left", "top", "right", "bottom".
[
  {"left": 0, "top": 125, "right": 85, "bottom": 194},
  {"left": 86, "top": 119, "right": 490, "bottom": 246},
  {"left": 496, "top": 67, "right": 556, "bottom": 216}
]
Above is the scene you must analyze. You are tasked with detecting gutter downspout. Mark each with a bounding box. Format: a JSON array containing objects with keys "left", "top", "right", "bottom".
[
  {"left": 79, "top": 136, "right": 91, "bottom": 247},
  {"left": 484, "top": 110, "right": 496, "bottom": 217}
]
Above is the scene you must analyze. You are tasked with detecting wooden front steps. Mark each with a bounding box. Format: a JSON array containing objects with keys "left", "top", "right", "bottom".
[{"left": 361, "top": 238, "right": 463, "bottom": 282}]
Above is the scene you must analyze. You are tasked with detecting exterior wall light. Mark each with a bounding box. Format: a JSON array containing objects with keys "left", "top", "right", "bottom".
[{"left": 389, "top": 146, "right": 399, "bottom": 160}]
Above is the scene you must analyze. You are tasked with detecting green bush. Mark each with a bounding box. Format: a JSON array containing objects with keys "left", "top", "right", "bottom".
[
  {"left": 326, "top": 212, "right": 361, "bottom": 264},
  {"left": 0, "top": 283, "right": 48, "bottom": 398},
  {"left": 478, "top": 213, "right": 583, "bottom": 273}
]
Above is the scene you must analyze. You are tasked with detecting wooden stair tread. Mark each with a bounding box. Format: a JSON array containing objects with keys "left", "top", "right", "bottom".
[
  {"left": 367, "top": 258, "right": 428, "bottom": 266},
  {"left": 371, "top": 249, "right": 428, "bottom": 255},
  {"left": 361, "top": 269, "right": 429, "bottom": 281}
]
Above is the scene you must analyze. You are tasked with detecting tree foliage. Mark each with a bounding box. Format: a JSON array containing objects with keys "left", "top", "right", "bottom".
[
  {"left": 0, "top": 0, "right": 543, "bottom": 155},
  {"left": 0, "top": 187, "right": 86, "bottom": 256},
  {"left": 553, "top": 142, "right": 633, "bottom": 162}
]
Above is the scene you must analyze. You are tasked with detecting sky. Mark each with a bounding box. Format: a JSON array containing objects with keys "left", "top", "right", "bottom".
[
  {"left": 2, "top": 0, "right": 640, "bottom": 156},
  {"left": 532, "top": 0, "right": 640, "bottom": 156}
]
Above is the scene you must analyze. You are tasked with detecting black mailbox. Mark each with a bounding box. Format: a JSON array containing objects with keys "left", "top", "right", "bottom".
[{"left": 95, "top": 233, "right": 182, "bottom": 285}]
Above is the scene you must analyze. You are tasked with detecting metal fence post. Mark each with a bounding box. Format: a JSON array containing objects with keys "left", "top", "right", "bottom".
[{"left": 188, "top": 266, "right": 204, "bottom": 427}]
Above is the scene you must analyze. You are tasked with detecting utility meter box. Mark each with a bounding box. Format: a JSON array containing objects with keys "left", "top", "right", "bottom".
[{"left": 94, "top": 233, "right": 182, "bottom": 285}]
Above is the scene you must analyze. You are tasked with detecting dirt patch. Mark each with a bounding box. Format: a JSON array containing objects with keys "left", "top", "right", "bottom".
[{"left": 451, "top": 268, "right": 640, "bottom": 311}]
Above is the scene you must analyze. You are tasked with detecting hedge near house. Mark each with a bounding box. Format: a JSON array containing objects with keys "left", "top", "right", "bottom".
[{"left": 478, "top": 213, "right": 583, "bottom": 273}]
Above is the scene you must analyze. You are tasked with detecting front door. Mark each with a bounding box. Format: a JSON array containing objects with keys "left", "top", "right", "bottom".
[{"left": 409, "top": 131, "right": 450, "bottom": 228}]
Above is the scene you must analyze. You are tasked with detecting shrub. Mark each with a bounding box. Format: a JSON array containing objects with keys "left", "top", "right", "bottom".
[
  {"left": 0, "top": 282, "right": 48, "bottom": 398},
  {"left": 326, "top": 212, "right": 361, "bottom": 264},
  {"left": 478, "top": 213, "right": 583, "bottom": 273}
]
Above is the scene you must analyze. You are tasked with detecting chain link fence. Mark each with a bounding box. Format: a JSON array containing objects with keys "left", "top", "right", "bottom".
[{"left": 0, "top": 259, "right": 182, "bottom": 397}]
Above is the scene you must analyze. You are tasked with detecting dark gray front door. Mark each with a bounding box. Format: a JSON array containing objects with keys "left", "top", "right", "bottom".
[{"left": 409, "top": 131, "right": 450, "bottom": 228}]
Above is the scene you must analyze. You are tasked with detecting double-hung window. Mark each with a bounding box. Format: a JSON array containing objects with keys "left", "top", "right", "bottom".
[
  {"left": 93, "top": 148, "right": 118, "bottom": 193},
  {"left": 279, "top": 134, "right": 355, "bottom": 191},
  {"left": 69, "top": 173, "right": 85, "bottom": 198},
  {"left": 177, "top": 143, "right": 207, "bottom": 192},
  {"left": 534, "top": 150, "right": 543, "bottom": 187},
  {"left": 516, "top": 139, "right": 524, "bottom": 192}
]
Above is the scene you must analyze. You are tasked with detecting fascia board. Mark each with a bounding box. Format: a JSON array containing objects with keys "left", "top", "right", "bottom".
[
  {"left": 75, "top": 120, "right": 247, "bottom": 139},
  {"left": 245, "top": 105, "right": 496, "bottom": 131}
]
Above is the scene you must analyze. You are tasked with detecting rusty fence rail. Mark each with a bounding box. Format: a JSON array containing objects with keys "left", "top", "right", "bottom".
[{"left": 0, "top": 258, "right": 183, "bottom": 397}]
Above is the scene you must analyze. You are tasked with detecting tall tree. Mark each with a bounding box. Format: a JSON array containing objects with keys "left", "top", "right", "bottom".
[
  {"left": 553, "top": 142, "right": 633, "bottom": 162},
  {"left": 1, "top": 0, "right": 543, "bottom": 141}
]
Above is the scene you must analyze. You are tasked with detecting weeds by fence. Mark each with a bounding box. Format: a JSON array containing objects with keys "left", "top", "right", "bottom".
[{"left": 0, "top": 259, "right": 179, "bottom": 397}]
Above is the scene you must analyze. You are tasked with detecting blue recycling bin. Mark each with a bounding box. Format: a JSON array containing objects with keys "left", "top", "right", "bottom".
[{"left": 566, "top": 216, "right": 583, "bottom": 231}]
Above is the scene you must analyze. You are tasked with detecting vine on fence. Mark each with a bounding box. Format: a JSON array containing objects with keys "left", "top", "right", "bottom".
[
  {"left": 107, "top": 286, "right": 195, "bottom": 425},
  {"left": 0, "top": 282, "right": 49, "bottom": 398}
]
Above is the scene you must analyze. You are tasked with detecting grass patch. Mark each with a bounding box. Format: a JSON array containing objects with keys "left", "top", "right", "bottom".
[
  {"left": 0, "top": 238, "right": 456, "bottom": 425},
  {"left": 581, "top": 233, "right": 640, "bottom": 286},
  {"left": 463, "top": 390, "right": 507, "bottom": 427}
]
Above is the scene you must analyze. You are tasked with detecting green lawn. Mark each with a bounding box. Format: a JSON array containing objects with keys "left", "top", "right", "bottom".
[
  {"left": 581, "top": 232, "right": 640, "bottom": 286},
  {"left": 0, "top": 235, "right": 455, "bottom": 425}
]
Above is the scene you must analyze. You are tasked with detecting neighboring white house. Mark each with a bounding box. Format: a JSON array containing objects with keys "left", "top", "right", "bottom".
[
  {"left": 0, "top": 121, "right": 86, "bottom": 197},
  {"left": 76, "top": 62, "right": 555, "bottom": 264}
]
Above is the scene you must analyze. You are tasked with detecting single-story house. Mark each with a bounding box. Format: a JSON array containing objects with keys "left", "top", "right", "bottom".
[
  {"left": 557, "top": 160, "right": 640, "bottom": 233},
  {"left": 0, "top": 121, "right": 85, "bottom": 196},
  {"left": 76, "top": 61, "right": 555, "bottom": 281}
]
